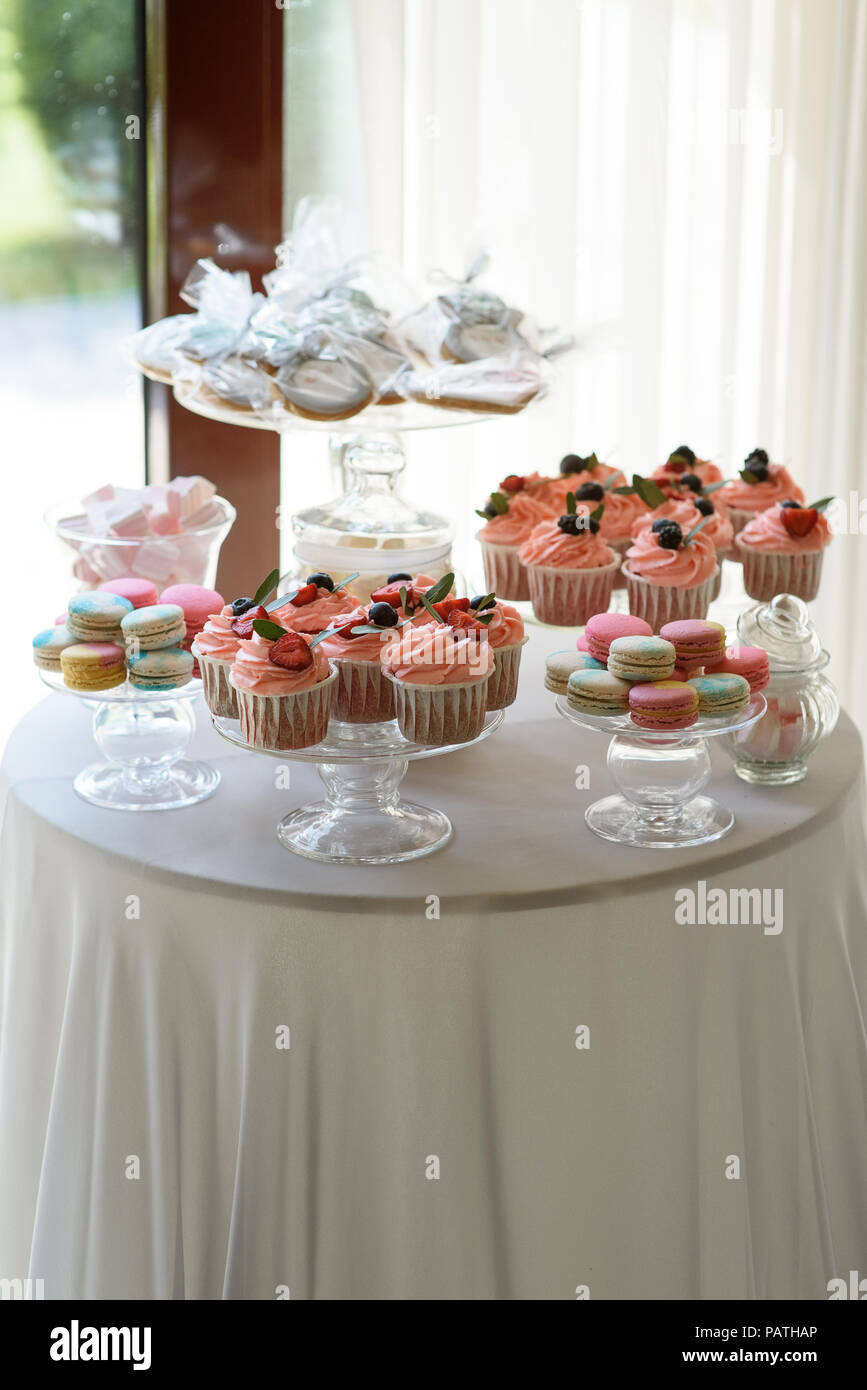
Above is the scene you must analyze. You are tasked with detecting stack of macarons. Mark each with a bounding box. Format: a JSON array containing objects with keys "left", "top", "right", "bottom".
[
  {"left": 121, "top": 603, "right": 194, "bottom": 689},
  {"left": 32, "top": 588, "right": 200, "bottom": 693}
]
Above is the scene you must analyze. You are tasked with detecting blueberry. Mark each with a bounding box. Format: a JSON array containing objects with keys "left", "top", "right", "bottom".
[
  {"left": 483, "top": 501, "right": 498, "bottom": 518},
  {"left": 469, "top": 595, "right": 495, "bottom": 611},
  {"left": 387, "top": 571, "right": 413, "bottom": 583},
  {"left": 559, "top": 453, "right": 583, "bottom": 475},
  {"left": 369, "top": 601, "right": 399, "bottom": 627},
  {"left": 231, "top": 597, "right": 255, "bottom": 616},
  {"left": 575, "top": 481, "right": 604, "bottom": 502},
  {"left": 306, "top": 572, "right": 334, "bottom": 591},
  {"left": 671, "top": 444, "right": 696, "bottom": 465},
  {"left": 780, "top": 499, "right": 801, "bottom": 509},
  {"left": 681, "top": 472, "right": 703, "bottom": 492},
  {"left": 746, "top": 447, "right": 769, "bottom": 466},
  {"left": 694, "top": 496, "right": 714, "bottom": 516},
  {"left": 656, "top": 522, "right": 683, "bottom": 550}
]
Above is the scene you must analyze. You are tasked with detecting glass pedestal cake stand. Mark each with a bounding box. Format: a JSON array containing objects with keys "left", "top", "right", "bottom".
[
  {"left": 39, "top": 672, "right": 220, "bottom": 811},
  {"left": 210, "top": 710, "right": 504, "bottom": 865},
  {"left": 555, "top": 693, "right": 766, "bottom": 848}
]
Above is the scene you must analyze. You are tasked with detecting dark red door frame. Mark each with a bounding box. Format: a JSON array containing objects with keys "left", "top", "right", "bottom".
[{"left": 144, "top": 0, "right": 283, "bottom": 598}]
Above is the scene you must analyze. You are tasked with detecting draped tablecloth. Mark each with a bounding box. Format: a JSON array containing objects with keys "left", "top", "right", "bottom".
[{"left": 1, "top": 626, "right": 866, "bottom": 1300}]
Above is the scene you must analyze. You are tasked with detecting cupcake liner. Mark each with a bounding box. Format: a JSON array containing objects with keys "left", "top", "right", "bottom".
[
  {"left": 479, "top": 540, "right": 530, "bottom": 601},
  {"left": 623, "top": 563, "right": 719, "bottom": 631},
  {"left": 486, "top": 635, "right": 530, "bottom": 710},
  {"left": 735, "top": 538, "right": 824, "bottom": 603},
  {"left": 385, "top": 672, "right": 491, "bottom": 746},
  {"left": 728, "top": 505, "right": 762, "bottom": 538},
  {"left": 230, "top": 668, "right": 337, "bottom": 750},
  {"left": 194, "top": 648, "right": 238, "bottom": 717},
  {"left": 608, "top": 536, "right": 631, "bottom": 589},
  {"left": 525, "top": 556, "right": 621, "bottom": 626},
  {"left": 331, "top": 657, "right": 395, "bottom": 723}
]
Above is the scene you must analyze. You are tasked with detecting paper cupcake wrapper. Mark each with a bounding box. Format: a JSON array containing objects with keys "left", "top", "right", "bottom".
[
  {"left": 735, "top": 539, "right": 823, "bottom": 603},
  {"left": 486, "top": 635, "right": 529, "bottom": 710},
  {"left": 623, "top": 564, "right": 719, "bottom": 631},
  {"left": 608, "top": 536, "right": 631, "bottom": 589},
  {"left": 331, "top": 657, "right": 395, "bottom": 723},
  {"left": 525, "top": 557, "right": 621, "bottom": 626},
  {"left": 193, "top": 648, "right": 238, "bottom": 718},
  {"left": 728, "top": 505, "right": 762, "bottom": 538},
  {"left": 230, "top": 668, "right": 336, "bottom": 750},
  {"left": 479, "top": 540, "right": 530, "bottom": 601},
  {"left": 385, "top": 672, "right": 491, "bottom": 746}
]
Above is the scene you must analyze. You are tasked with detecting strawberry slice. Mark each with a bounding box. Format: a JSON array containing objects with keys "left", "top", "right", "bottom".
[
  {"left": 231, "top": 604, "right": 269, "bottom": 639},
  {"left": 370, "top": 580, "right": 418, "bottom": 609},
  {"left": 269, "top": 631, "right": 314, "bottom": 670},
  {"left": 332, "top": 618, "right": 362, "bottom": 640},
  {"left": 781, "top": 506, "right": 818, "bottom": 538},
  {"left": 500, "top": 474, "right": 525, "bottom": 493},
  {"left": 447, "top": 609, "right": 485, "bottom": 633},
  {"left": 432, "top": 596, "right": 470, "bottom": 620},
  {"left": 289, "top": 582, "right": 318, "bottom": 607}
]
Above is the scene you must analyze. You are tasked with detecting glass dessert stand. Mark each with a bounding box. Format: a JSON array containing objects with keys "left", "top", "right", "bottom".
[
  {"left": 555, "top": 693, "right": 767, "bottom": 848},
  {"left": 39, "top": 671, "right": 220, "bottom": 811},
  {"left": 210, "top": 709, "right": 504, "bottom": 865}
]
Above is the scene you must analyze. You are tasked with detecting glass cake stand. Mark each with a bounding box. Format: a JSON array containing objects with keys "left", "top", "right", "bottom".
[
  {"left": 555, "top": 693, "right": 766, "bottom": 848},
  {"left": 210, "top": 710, "right": 505, "bottom": 865},
  {"left": 39, "top": 671, "right": 220, "bottom": 811}
]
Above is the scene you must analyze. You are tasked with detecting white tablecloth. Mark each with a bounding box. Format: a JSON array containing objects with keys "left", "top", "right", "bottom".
[{"left": 1, "top": 626, "right": 866, "bottom": 1299}]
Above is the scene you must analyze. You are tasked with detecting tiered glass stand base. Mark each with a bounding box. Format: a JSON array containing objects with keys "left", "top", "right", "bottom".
[
  {"left": 556, "top": 694, "right": 766, "bottom": 848},
  {"left": 40, "top": 672, "right": 219, "bottom": 811},
  {"left": 211, "top": 711, "right": 504, "bottom": 865}
]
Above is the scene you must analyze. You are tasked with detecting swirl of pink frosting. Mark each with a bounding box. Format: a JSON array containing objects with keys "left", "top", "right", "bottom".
[
  {"left": 721, "top": 464, "right": 804, "bottom": 511},
  {"left": 651, "top": 459, "right": 723, "bottom": 487},
  {"left": 575, "top": 492, "right": 641, "bottom": 540},
  {"left": 192, "top": 605, "right": 241, "bottom": 660},
  {"left": 738, "top": 503, "right": 831, "bottom": 553},
  {"left": 231, "top": 631, "right": 330, "bottom": 694},
  {"left": 518, "top": 520, "right": 616, "bottom": 570},
  {"left": 381, "top": 622, "right": 494, "bottom": 686},
  {"left": 317, "top": 607, "right": 397, "bottom": 660},
  {"left": 529, "top": 465, "right": 626, "bottom": 512},
  {"left": 625, "top": 527, "right": 717, "bottom": 587},
  {"left": 476, "top": 491, "right": 554, "bottom": 545},
  {"left": 483, "top": 601, "right": 525, "bottom": 649},
  {"left": 271, "top": 584, "right": 357, "bottom": 634}
]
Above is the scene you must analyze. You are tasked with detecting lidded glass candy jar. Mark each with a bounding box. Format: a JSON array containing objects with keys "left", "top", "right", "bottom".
[{"left": 722, "top": 593, "right": 839, "bottom": 784}]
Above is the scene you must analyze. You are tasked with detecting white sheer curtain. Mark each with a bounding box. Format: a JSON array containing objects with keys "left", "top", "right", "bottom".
[{"left": 283, "top": 0, "right": 867, "bottom": 725}]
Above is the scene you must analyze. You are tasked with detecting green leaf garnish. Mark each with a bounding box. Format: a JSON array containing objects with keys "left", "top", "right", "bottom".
[
  {"left": 334, "top": 571, "right": 360, "bottom": 590},
  {"left": 252, "top": 618, "right": 288, "bottom": 641},
  {"left": 586, "top": 452, "right": 599, "bottom": 472},
  {"left": 423, "top": 572, "right": 455, "bottom": 604},
  {"left": 681, "top": 517, "right": 711, "bottom": 546},
  {"left": 566, "top": 491, "right": 577, "bottom": 515},
  {"left": 589, "top": 502, "right": 605, "bottom": 522},
  {"left": 474, "top": 612, "right": 494, "bottom": 624},
  {"left": 601, "top": 473, "right": 622, "bottom": 491},
  {"left": 632, "top": 474, "right": 668, "bottom": 509},
  {"left": 700, "top": 479, "right": 727, "bottom": 494},
  {"left": 253, "top": 568, "right": 280, "bottom": 607},
  {"left": 346, "top": 623, "right": 387, "bottom": 636},
  {"left": 488, "top": 492, "right": 509, "bottom": 516},
  {"left": 308, "top": 629, "right": 332, "bottom": 648},
  {"left": 475, "top": 508, "right": 494, "bottom": 520},
  {"left": 808, "top": 496, "right": 833, "bottom": 512},
  {"left": 398, "top": 585, "right": 409, "bottom": 613},
  {"left": 266, "top": 590, "right": 298, "bottom": 612},
  {"left": 739, "top": 468, "right": 759, "bottom": 484},
  {"left": 418, "top": 592, "right": 447, "bottom": 624},
  {"left": 611, "top": 484, "right": 637, "bottom": 495},
  {"left": 667, "top": 449, "right": 693, "bottom": 467},
  {"left": 474, "top": 592, "right": 496, "bottom": 611}
]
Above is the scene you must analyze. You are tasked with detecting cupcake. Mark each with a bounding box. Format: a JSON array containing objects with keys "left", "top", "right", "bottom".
[
  {"left": 735, "top": 501, "right": 831, "bottom": 602},
  {"left": 191, "top": 605, "right": 243, "bottom": 716},
  {"left": 518, "top": 503, "right": 621, "bottom": 626},
  {"left": 651, "top": 444, "right": 723, "bottom": 488},
  {"left": 624, "top": 518, "right": 718, "bottom": 630},
  {"left": 270, "top": 571, "right": 357, "bottom": 634},
  {"left": 572, "top": 479, "right": 644, "bottom": 579},
  {"left": 317, "top": 601, "right": 402, "bottom": 723},
  {"left": 469, "top": 595, "right": 528, "bottom": 710},
  {"left": 381, "top": 619, "right": 494, "bottom": 746},
  {"left": 529, "top": 453, "right": 626, "bottom": 512},
  {"left": 720, "top": 449, "right": 804, "bottom": 536},
  {"left": 475, "top": 486, "right": 554, "bottom": 601},
  {"left": 229, "top": 628, "right": 336, "bottom": 750},
  {"left": 633, "top": 496, "right": 733, "bottom": 599}
]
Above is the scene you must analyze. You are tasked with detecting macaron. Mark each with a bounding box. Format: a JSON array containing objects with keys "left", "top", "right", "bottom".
[
  {"left": 687, "top": 672, "right": 751, "bottom": 716},
  {"left": 98, "top": 577, "right": 159, "bottom": 609},
  {"left": 576, "top": 634, "right": 592, "bottom": 652},
  {"left": 584, "top": 612, "right": 653, "bottom": 663},
  {"left": 659, "top": 619, "right": 726, "bottom": 673},
  {"left": 127, "top": 646, "right": 195, "bottom": 691},
  {"left": 566, "top": 668, "right": 632, "bottom": 716},
  {"left": 121, "top": 603, "right": 186, "bottom": 653},
  {"left": 60, "top": 642, "right": 127, "bottom": 692},
  {"left": 67, "top": 592, "right": 134, "bottom": 643},
  {"left": 545, "top": 649, "right": 604, "bottom": 693},
  {"left": 704, "top": 645, "right": 769, "bottom": 692},
  {"left": 607, "top": 634, "right": 676, "bottom": 682},
  {"left": 32, "top": 624, "right": 75, "bottom": 672},
  {"left": 159, "top": 584, "right": 224, "bottom": 640},
  {"left": 628, "top": 680, "right": 699, "bottom": 730}
]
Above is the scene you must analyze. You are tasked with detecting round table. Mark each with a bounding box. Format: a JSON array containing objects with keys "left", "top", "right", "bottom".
[{"left": 1, "top": 626, "right": 865, "bottom": 1300}]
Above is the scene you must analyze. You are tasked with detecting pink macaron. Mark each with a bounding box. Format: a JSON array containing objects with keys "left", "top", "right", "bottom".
[
  {"left": 628, "top": 679, "right": 699, "bottom": 730},
  {"left": 99, "top": 577, "right": 159, "bottom": 609},
  {"left": 704, "top": 644, "right": 769, "bottom": 692},
  {"left": 659, "top": 619, "right": 726, "bottom": 673},
  {"left": 584, "top": 611, "right": 653, "bottom": 663},
  {"left": 159, "top": 584, "right": 224, "bottom": 638}
]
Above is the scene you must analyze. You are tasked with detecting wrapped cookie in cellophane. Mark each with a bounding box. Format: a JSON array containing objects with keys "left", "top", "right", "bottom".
[
  {"left": 271, "top": 327, "right": 406, "bottom": 422},
  {"left": 401, "top": 351, "right": 550, "bottom": 416},
  {"left": 132, "top": 258, "right": 265, "bottom": 383},
  {"left": 173, "top": 352, "right": 282, "bottom": 421},
  {"left": 399, "top": 252, "right": 539, "bottom": 366}
]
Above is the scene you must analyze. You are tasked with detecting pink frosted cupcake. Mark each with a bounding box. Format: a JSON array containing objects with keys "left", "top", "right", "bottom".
[
  {"left": 651, "top": 445, "right": 723, "bottom": 488},
  {"left": 475, "top": 488, "right": 554, "bottom": 600},
  {"left": 735, "top": 502, "right": 831, "bottom": 602},
  {"left": 317, "top": 603, "right": 400, "bottom": 723},
  {"left": 191, "top": 604, "right": 243, "bottom": 716},
  {"left": 381, "top": 620, "right": 494, "bottom": 746},
  {"left": 518, "top": 509, "right": 620, "bottom": 626},
  {"left": 230, "top": 629, "right": 336, "bottom": 750},
  {"left": 624, "top": 519, "right": 718, "bottom": 630},
  {"left": 473, "top": 597, "right": 528, "bottom": 710},
  {"left": 634, "top": 497, "right": 734, "bottom": 599},
  {"left": 270, "top": 573, "right": 357, "bottom": 634},
  {"left": 720, "top": 451, "right": 804, "bottom": 536},
  {"left": 529, "top": 454, "right": 626, "bottom": 513},
  {"left": 572, "top": 479, "right": 644, "bottom": 584}
]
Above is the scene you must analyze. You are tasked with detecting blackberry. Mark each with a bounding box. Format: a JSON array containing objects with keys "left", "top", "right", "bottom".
[
  {"left": 670, "top": 444, "right": 695, "bottom": 465},
  {"left": 745, "top": 447, "right": 769, "bottom": 466},
  {"left": 557, "top": 514, "right": 582, "bottom": 535},
  {"left": 656, "top": 522, "right": 683, "bottom": 550},
  {"left": 651, "top": 518, "right": 671, "bottom": 532}
]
